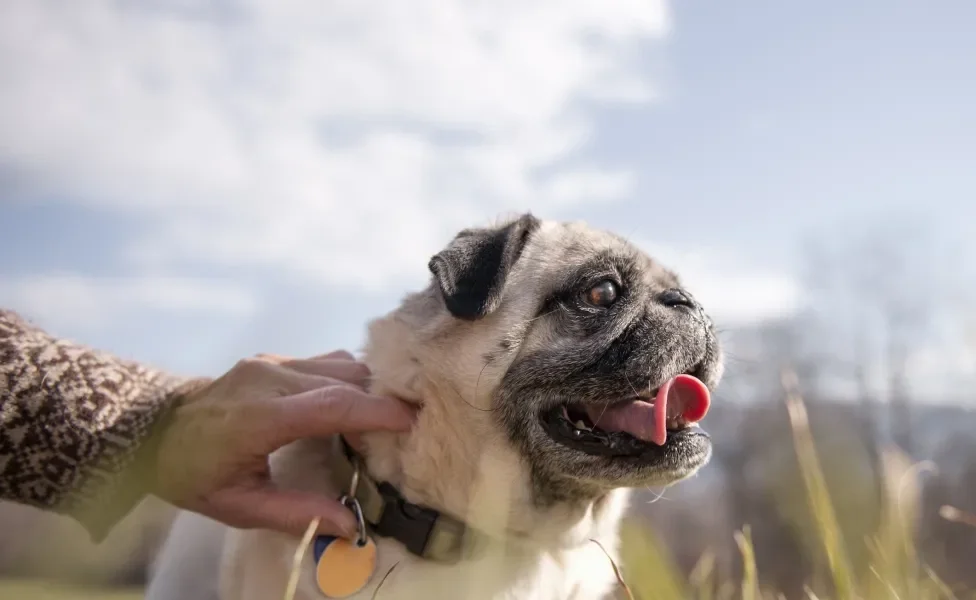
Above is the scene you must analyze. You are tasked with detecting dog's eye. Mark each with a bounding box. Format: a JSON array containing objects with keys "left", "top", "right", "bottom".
[{"left": 583, "top": 280, "right": 618, "bottom": 307}]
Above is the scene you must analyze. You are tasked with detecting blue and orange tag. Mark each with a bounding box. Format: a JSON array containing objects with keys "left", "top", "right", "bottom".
[{"left": 312, "top": 534, "right": 377, "bottom": 598}]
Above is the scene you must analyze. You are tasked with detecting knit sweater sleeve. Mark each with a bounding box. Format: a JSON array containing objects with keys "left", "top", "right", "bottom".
[{"left": 0, "top": 309, "right": 208, "bottom": 542}]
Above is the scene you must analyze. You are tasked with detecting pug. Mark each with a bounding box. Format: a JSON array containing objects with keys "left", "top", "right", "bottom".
[{"left": 146, "top": 213, "right": 723, "bottom": 600}]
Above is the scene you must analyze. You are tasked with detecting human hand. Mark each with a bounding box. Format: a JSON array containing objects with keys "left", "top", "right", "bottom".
[{"left": 152, "top": 350, "right": 415, "bottom": 539}]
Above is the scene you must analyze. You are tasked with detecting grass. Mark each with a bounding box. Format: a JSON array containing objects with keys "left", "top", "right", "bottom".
[
  {"left": 0, "top": 579, "right": 142, "bottom": 600},
  {"left": 617, "top": 370, "right": 976, "bottom": 600}
]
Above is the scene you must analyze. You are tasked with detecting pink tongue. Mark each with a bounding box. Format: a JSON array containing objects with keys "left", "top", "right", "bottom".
[{"left": 585, "top": 374, "right": 711, "bottom": 446}]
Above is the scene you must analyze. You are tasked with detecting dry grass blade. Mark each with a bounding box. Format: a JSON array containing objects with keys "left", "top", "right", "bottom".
[
  {"left": 370, "top": 562, "right": 401, "bottom": 600},
  {"left": 734, "top": 526, "right": 759, "bottom": 600},
  {"left": 283, "top": 518, "right": 321, "bottom": 600},
  {"left": 781, "top": 368, "right": 855, "bottom": 600},
  {"left": 689, "top": 549, "right": 717, "bottom": 600},
  {"left": 590, "top": 538, "right": 635, "bottom": 600},
  {"left": 803, "top": 585, "right": 823, "bottom": 600},
  {"left": 924, "top": 566, "right": 960, "bottom": 600},
  {"left": 616, "top": 521, "right": 692, "bottom": 599}
]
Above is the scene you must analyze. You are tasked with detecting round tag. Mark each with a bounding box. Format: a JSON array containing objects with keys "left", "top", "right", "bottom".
[{"left": 314, "top": 535, "right": 377, "bottom": 598}]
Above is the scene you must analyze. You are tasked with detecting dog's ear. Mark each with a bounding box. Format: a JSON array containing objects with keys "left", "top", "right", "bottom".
[{"left": 428, "top": 213, "right": 541, "bottom": 320}]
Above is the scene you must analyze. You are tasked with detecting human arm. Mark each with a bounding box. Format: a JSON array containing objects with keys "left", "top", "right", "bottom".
[
  {"left": 0, "top": 309, "right": 416, "bottom": 542},
  {"left": 0, "top": 308, "right": 208, "bottom": 541}
]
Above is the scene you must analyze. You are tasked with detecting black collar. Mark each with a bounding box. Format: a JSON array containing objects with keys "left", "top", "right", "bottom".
[{"left": 330, "top": 436, "right": 489, "bottom": 563}]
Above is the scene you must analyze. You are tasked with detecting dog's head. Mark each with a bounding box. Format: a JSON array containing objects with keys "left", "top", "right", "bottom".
[{"left": 364, "top": 213, "right": 723, "bottom": 514}]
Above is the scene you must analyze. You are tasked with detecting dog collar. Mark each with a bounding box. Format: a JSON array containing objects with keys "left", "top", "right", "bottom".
[{"left": 329, "top": 435, "right": 488, "bottom": 563}]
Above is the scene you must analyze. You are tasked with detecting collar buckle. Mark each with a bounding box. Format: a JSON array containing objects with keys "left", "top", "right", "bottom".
[
  {"left": 334, "top": 435, "right": 478, "bottom": 564},
  {"left": 374, "top": 481, "right": 441, "bottom": 558}
]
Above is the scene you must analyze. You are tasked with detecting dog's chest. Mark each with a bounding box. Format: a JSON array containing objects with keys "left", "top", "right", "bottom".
[
  {"left": 331, "top": 538, "right": 618, "bottom": 600},
  {"left": 225, "top": 527, "right": 619, "bottom": 600}
]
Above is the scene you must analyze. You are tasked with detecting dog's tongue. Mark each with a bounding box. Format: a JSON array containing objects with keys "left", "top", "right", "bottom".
[{"left": 586, "top": 374, "right": 711, "bottom": 446}]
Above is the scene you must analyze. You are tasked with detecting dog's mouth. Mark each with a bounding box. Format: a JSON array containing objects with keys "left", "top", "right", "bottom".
[{"left": 540, "top": 374, "right": 711, "bottom": 457}]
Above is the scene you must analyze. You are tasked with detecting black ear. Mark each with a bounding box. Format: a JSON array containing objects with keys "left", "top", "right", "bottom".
[{"left": 428, "top": 213, "right": 542, "bottom": 320}]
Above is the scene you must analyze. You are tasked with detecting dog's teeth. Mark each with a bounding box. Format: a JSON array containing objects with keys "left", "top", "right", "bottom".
[
  {"left": 575, "top": 420, "right": 590, "bottom": 430},
  {"left": 666, "top": 415, "right": 685, "bottom": 431}
]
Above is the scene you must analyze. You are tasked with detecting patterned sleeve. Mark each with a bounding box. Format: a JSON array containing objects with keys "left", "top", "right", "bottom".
[{"left": 0, "top": 309, "right": 209, "bottom": 542}]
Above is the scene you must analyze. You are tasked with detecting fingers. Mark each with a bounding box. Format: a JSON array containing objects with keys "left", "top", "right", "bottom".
[
  {"left": 238, "top": 358, "right": 370, "bottom": 399},
  {"left": 311, "top": 350, "right": 356, "bottom": 361},
  {"left": 205, "top": 486, "right": 360, "bottom": 539},
  {"left": 251, "top": 351, "right": 370, "bottom": 388},
  {"left": 249, "top": 362, "right": 347, "bottom": 398},
  {"left": 279, "top": 359, "right": 371, "bottom": 388},
  {"left": 261, "top": 386, "right": 417, "bottom": 452},
  {"left": 253, "top": 349, "right": 356, "bottom": 364}
]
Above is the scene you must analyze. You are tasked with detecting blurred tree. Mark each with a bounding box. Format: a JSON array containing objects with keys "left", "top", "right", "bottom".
[{"left": 796, "top": 215, "right": 952, "bottom": 457}]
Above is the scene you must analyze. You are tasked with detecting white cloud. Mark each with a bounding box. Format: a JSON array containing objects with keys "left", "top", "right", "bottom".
[
  {"left": 0, "top": 274, "right": 258, "bottom": 331},
  {"left": 0, "top": 0, "right": 669, "bottom": 294},
  {"left": 635, "top": 240, "right": 802, "bottom": 327},
  {"left": 0, "top": 0, "right": 808, "bottom": 330}
]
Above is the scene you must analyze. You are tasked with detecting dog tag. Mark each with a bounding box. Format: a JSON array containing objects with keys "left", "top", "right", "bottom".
[{"left": 313, "top": 534, "right": 377, "bottom": 598}]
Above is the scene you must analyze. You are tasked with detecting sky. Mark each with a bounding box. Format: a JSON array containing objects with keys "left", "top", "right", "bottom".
[{"left": 1, "top": 0, "right": 974, "bottom": 393}]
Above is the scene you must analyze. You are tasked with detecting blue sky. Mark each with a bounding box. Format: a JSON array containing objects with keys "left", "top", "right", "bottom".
[{"left": 1, "top": 0, "right": 974, "bottom": 393}]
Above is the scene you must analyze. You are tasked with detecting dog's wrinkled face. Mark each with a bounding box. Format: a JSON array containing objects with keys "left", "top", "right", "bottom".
[{"left": 427, "top": 213, "right": 723, "bottom": 505}]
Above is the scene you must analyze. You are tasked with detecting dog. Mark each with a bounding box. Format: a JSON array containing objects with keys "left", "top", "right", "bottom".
[{"left": 145, "top": 213, "right": 724, "bottom": 600}]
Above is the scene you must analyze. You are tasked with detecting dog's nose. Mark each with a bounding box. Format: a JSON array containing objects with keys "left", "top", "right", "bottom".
[{"left": 657, "top": 288, "right": 698, "bottom": 310}]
